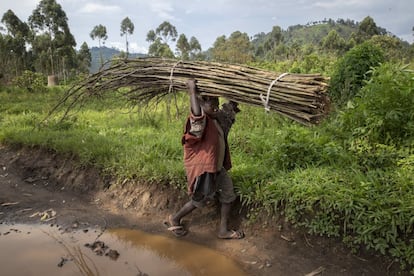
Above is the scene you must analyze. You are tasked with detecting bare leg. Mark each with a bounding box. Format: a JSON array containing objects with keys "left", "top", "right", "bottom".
[
  {"left": 171, "top": 200, "right": 197, "bottom": 226},
  {"left": 219, "top": 202, "right": 231, "bottom": 235},
  {"left": 218, "top": 202, "right": 244, "bottom": 239},
  {"left": 165, "top": 201, "right": 196, "bottom": 237}
]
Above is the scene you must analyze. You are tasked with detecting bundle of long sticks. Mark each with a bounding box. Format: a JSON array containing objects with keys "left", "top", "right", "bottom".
[{"left": 53, "top": 57, "right": 330, "bottom": 125}]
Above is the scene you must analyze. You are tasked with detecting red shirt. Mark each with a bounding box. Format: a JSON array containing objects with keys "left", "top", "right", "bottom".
[{"left": 182, "top": 113, "right": 232, "bottom": 195}]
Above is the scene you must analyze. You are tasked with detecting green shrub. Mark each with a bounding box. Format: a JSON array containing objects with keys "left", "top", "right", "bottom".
[
  {"left": 339, "top": 63, "right": 414, "bottom": 146},
  {"left": 268, "top": 124, "right": 351, "bottom": 170},
  {"left": 329, "top": 41, "right": 384, "bottom": 106},
  {"left": 12, "top": 70, "right": 47, "bottom": 93},
  {"left": 348, "top": 139, "right": 401, "bottom": 170}
]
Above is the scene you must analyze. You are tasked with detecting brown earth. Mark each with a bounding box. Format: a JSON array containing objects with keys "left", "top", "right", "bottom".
[{"left": 0, "top": 144, "right": 409, "bottom": 276}]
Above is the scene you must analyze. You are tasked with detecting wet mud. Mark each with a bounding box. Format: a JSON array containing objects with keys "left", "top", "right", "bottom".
[{"left": 0, "top": 223, "right": 246, "bottom": 276}]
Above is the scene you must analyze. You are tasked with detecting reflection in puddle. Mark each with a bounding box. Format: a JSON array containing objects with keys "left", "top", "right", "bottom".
[{"left": 0, "top": 223, "right": 246, "bottom": 276}]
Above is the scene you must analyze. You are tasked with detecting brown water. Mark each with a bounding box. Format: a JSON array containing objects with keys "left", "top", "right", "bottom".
[{"left": 0, "top": 223, "right": 246, "bottom": 276}]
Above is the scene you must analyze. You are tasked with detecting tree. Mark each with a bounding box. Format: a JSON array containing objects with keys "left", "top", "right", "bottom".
[
  {"left": 174, "top": 35, "right": 203, "bottom": 60},
  {"left": 28, "top": 0, "right": 76, "bottom": 78},
  {"left": 155, "top": 21, "right": 177, "bottom": 44},
  {"left": 288, "top": 41, "right": 301, "bottom": 61},
  {"left": 356, "top": 16, "right": 380, "bottom": 43},
  {"left": 77, "top": 42, "right": 91, "bottom": 74},
  {"left": 146, "top": 30, "right": 156, "bottom": 42},
  {"left": 146, "top": 21, "right": 177, "bottom": 58},
  {"left": 211, "top": 31, "right": 253, "bottom": 63},
  {"left": 369, "top": 35, "right": 405, "bottom": 61},
  {"left": 120, "top": 17, "right": 134, "bottom": 57},
  {"left": 227, "top": 31, "right": 253, "bottom": 63},
  {"left": 90, "top": 24, "right": 107, "bottom": 66},
  {"left": 264, "top": 26, "right": 283, "bottom": 51},
  {"left": 189, "top": 36, "right": 202, "bottom": 60},
  {"left": 2, "top": 9, "right": 30, "bottom": 39},
  {"left": 321, "top": 29, "right": 346, "bottom": 53},
  {"left": 254, "top": 26, "right": 284, "bottom": 60},
  {"left": 147, "top": 37, "right": 174, "bottom": 57},
  {"left": 176, "top": 34, "right": 190, "bottom": 60},
  {"left": 1, "top": 10, "right": 30, "bottom": 78},
  {"left": 211, "top": 35, "right": 227, "bottom": 62}
]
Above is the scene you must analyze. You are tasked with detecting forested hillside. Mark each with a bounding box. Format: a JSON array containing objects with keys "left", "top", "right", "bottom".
[{"left": 89, "top": 47, "right": 146, "bottom": 73}]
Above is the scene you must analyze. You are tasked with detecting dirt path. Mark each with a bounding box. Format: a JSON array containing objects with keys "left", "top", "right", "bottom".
[{"left": 0, "top": 144, "right": 407, "bottom": 276}]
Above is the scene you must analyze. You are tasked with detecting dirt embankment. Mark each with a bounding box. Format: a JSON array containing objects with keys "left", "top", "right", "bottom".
[{"left": 0, "top": 144, "right": 408, "bottom": 275}]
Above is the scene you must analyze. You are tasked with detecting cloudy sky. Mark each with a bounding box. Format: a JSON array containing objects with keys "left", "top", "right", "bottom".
[{"left": 1, "top": 0, "right": 413, "bottom": 54}]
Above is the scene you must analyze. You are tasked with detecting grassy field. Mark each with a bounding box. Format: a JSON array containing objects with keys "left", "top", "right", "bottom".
[{"left": 1, "top": 62, "right": 413, "bottom": 271}]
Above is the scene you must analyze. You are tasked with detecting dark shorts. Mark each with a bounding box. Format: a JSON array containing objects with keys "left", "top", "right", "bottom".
[{"left": 191, "top": 168, "right": 236, "bottom": 208}]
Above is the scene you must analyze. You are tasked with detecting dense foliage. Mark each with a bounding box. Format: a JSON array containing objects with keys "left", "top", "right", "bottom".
[
  {"left": 329, "top": 41, "right": 385, "bottom": 105},
  {"left": 338, "top": 63, "right": 414, "bottom": 146}
]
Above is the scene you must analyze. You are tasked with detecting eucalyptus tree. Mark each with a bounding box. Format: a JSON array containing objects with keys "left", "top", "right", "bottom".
[
  {"left": 252, "top": 26, "right": 284, "bottom": 61},
  {"left": 1, "top": 9, "right": 30, "bottom": 39},
  {"left": 356, "top": 16, "right": 381, "bottom": 43},
  {"left": 1, "top": 9, "right": 31, "bottom": 78},
  {"left": 321, "top": 29, "right": 347, "bottom": 54},
  {"left": 211, "top": 31, "right": 253, "bottom": 64},
  {"left": 90, "top": 24, "right": 108, "bottom": 66},
  {"left": 211, "top": 35, "right": 227, "bottom": 62},
  {"left": 176, "top": 34, "right": 203, "bottom": 60},
  {"left": 77, "top": 42, "right": 91, "bottom": 74},
  {"left": 156, "top": 21, "right": 178, "bottom": 44},
  {"left": 146, "top": 21, "right": 177, "bottom": 57},
  {"left": 227, "top": 31, "right": 253, "bottom": 63},
  {"left": 0, "top": 32, "right": 7, "bottom": 81},
  {"left": 146, "top": 37, "right": 174, "bottom": 57},
  {"left": 176, "top": 34, "right": 190, "bottom": 60},
  {"left": 120, "top": 17, "right": 134, "bottom": 57},
  {"left": 28, "top": 0, "right": 76, "bottom": 78},
  {"left": 189, "top": 36, "right": 202, "bottom": 60}
]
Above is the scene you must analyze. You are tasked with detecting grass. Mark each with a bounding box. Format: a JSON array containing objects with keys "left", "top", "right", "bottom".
[{"left": 0, "top": 82, "right": 413, "bottom": 272}]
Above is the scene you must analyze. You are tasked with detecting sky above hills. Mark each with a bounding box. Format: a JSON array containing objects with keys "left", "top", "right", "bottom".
[{"left": 1, "top": 0, "right": 413, "bottom": 54}]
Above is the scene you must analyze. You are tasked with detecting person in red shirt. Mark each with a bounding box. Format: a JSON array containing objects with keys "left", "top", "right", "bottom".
[{"left": 165, "top": 79, "right": 244, "bottom": 239}]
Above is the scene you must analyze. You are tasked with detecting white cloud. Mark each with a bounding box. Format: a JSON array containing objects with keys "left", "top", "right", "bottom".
[
  {"left": 129, "top": 42, "right": 148, "bottom": 54},
  {"left": 108, "top": 41, "right": 148, "bottom": 54},
  {"left": 78, "top": 3, "right": 121, "bottom": 14},
  {"left": 149, "top": 1, "right": 175, "bottom": 20}
]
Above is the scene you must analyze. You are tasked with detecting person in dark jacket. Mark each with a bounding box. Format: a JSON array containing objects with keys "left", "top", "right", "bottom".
[{"left": 164, "top": 79, "right": 244, "bottom": 239}]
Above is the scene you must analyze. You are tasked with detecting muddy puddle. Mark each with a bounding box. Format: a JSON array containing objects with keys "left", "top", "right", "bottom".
[{"left": 0, "top": 223, "right": 246, "bottom": 276}]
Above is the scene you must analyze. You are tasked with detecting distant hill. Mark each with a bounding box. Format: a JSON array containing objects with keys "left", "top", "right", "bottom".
[
  {"left": 284, "top": 21, "right": 356, "bottom": 45},
  {"left": 251, "top": 18, "right": 397, "bottom": 51},
  {"left": 251, "top": 20, "right": 350, "bottom": 47},
  {"left": 90, "top": 46, "right": 146, "bottom": 73}
]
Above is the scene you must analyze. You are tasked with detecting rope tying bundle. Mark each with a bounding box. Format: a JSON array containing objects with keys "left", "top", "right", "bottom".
[
  {"left": 260, "top": 72, "right": 289, "bottom": 112},
  {"left": 168, "top": 60, "right": 182, "bottom": 94}
]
